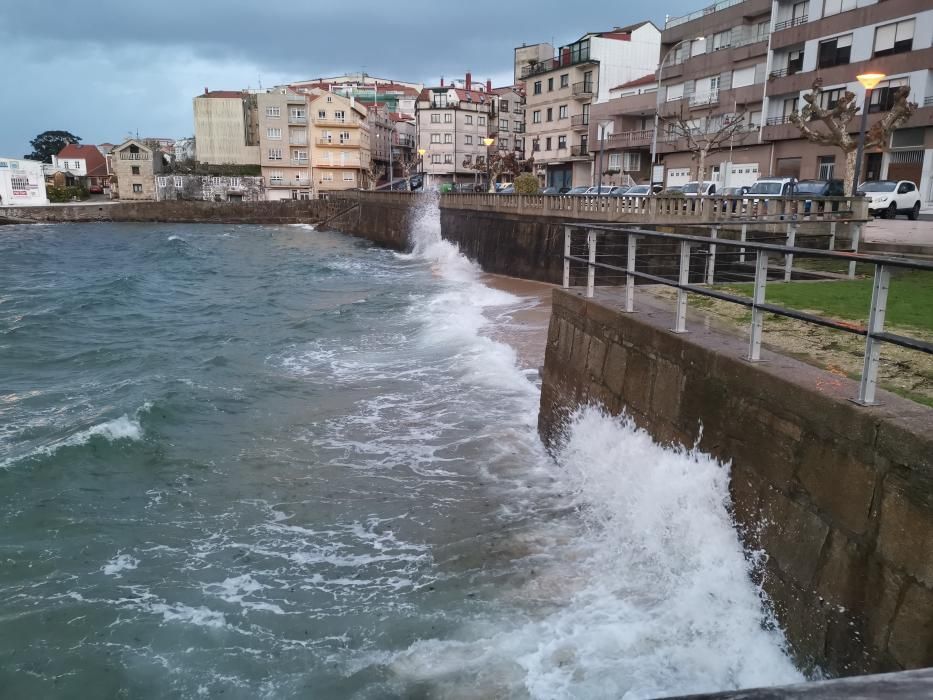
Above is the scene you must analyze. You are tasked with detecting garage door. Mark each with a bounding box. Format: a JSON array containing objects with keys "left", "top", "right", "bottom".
[{"left": 887, "top": 150, "right": 923, "bottom": 186}]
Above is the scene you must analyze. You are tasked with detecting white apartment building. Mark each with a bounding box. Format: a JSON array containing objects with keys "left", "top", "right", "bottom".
[
  {"left": 0, "top": 157, "right": 49, "bottom": 206},
  {"left": 518, "top": 23, "right": 661, "bottom": 189}
]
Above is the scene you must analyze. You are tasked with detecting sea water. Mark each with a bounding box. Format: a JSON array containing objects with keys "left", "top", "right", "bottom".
[{"left": 0, "top": 201, "right": 802, "bottom": 698}]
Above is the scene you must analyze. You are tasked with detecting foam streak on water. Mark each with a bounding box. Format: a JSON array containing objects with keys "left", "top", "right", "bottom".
[{"left": 0, "top": 213, "right": 801, "bottom": 698}]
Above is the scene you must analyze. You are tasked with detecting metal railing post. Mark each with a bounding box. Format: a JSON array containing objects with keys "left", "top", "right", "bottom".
[
  {"left": 849, "top": 223, "right": 862, "bottom": 279},
  {"left": 625, "top": 234, "right": 638, "bottom": 312},
  {"left": 748, "top": 251, "right": 769, "bottom": 361},
  {"left": 739, "top": 223, "right": 747, "bottom": 264},
  {"left": 828, "top": 221, "right": 837, "bottom": 252},
  {"left": 784, "top": 222, "right": 797, "bottom": 282},
  {"left": 672, "top": 241, "right": 691, "bottom": 333},
  {"left": 586, "top": 229, "right": 596, "bottom": 298},
  {"left": 563, "top": 226, "right": 572, "bottom": 289},
  {"left": 856, "top": 264, "right": 891, "bottom": 405},
  {"left": 706, "top": 225, "right": 719, "bottom": 285}
]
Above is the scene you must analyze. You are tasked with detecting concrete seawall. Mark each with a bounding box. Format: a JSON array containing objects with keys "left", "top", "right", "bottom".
[{"left": 538, "top": 288, "right": 933, "bottom": 676}]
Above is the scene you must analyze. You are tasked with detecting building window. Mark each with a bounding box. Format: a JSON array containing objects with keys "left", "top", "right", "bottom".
[
  {"left": 560, "top": 74, "right": 569, "bottom": 88},
  {"left": 546, "top": 108, "right": 553, "bottom": 122},
  {"left": 787, "top": 50, "right": 804, "bottom": 75},
  {"left": 500, "top": 119, "right": 508, "bottom": 130},
  {"left": 818, "top": 88, "right": 845, "bottom": 110},
  {"left": 548, "top": 77, "right": 554, "bottom": 91},
  {"left": 545, "top": 137, "right": 552, "bottom": 150},
  {"left": 174, "top": 176, "right": 183, "bottom": 189},
  {"left": 318, "top": 110, "right": 326, "bottom": 119},
  {"left": 868, "top": 78, "right": 909, "bottom": 113},
  {"left": 431, "top": 133, "right": 441, "bottom": 143},
  {"left": 498, "top": 139, "right": 508, "bottom": 149},
  {"left": 444, "top": 113, "right": 453, "bottom": 123},
  {"left": 478, "top": 116, "right": 485, "bottom": 126},
  {"left": 817, "top": 155, "right": 835, "bottom": 179},
  {"left": 712, "top": 30, "right": 731, "bottom": 51},
  {"left": 290, "top": 108, "right": 306, "bottom": 120},
  {"left": 532, "top": 139, "right": 540, "bottom": 152},
  {"left": 822, "top": 0, "right": 855, "bottom": 17},
  {"left": 444, "top": 133, "right": 453, "bottom": 144},
  {"left": 608, "top": 153, "right": 621, "bottom": 170},
  {"left": 270, "top": 171, "right": 284, "bottom": 184},
  {"left": 267, "top": 128, "right": 282, "bottom": 139},
  {"left": 431, "top": 113, "right": 441, "bottom": 123},
  {"left": 817, "top": 34, "right": 851, "bottom": 69},
  {"left": 532, "top": 110, "right": 541, "bottom": 124},
  {"left": 339, "top": 131, "right": 350, "bottom": 143},
  {"left": 558, "top": 105, "right": 568, "bottom": 119},
  {"left": 266, "top": 106, "right": 280, "bottom": 117},
  {"left": 557, "top": 135, "right": 566, "bottom": 149},
  {"left": 873, "top": 19, "right": 914, "bottom": 57},
  {"left": 268, "top": 148, "right": 282, "bottom": 160},
  {"left": 444, "top": 154, "right": 453, "bottom": 164},
  {"left": 343, "top": 172, "right": 354, "bottom": 181},
  {"left": 623, "top": 152, "right": 641, "bottom": 171},
  {"left": 131, "top": 166, "right": 140, "bottom": 175},
  {"left": 334, "top": 110, "right": 346, "bottom": 122},
  {"left": 465, "top": 115, "right": 473, "bottom": 125},
  {"left": 463, "top": 154, "right": 472, "bottom": 164},
  {"left": 465, "top": 135, "right": 473, "bottom": 145},
  {"left": 292, "top": 149, "right": 307, "bottom": 161},
  {"left": 514, "top": 121, "right": 522, "bottom": 131},
  {"left": 500, "top": 100, "right": 509, "bottom": 112},
  {"left": 132, "top": 184, "right": 143, "bottom": 193},
  {"left": 432, "top": 154, "right": 441, "bottom": 164},
  {"left": 533, "top": 81, "right": 542, "bottom": 95},
  {"left": 157, "top": 176, "right": 167, "bottom": 187},
  {"left": 322, "top": 172, "right": 333, "bottom": 181}
]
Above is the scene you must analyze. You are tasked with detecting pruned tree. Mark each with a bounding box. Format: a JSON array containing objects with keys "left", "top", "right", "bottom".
[
  {"left": 790, "top": 80, "right": 916, "bottom": 194},
  {"left": 465, "top": 150, "right": 533, "bottom": 192},
  {"left": 363, "top": 160, "right": 386, "bottom": 190},
  {"left": 660, "top": 106, "right": 749, "bottom": 184}
]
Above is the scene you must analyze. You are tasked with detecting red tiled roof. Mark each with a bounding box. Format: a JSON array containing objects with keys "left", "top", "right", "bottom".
[
  {"left": 56, "top": 144, "right": 108, "bottom": 177},
  {"left": 200, "top": 90, "right": 246, "bottom": 98},
  {"left": 611, "top": 73, "right": 657, "bottom": 91}
]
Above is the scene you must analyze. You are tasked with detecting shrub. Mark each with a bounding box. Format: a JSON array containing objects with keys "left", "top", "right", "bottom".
[
  {"left": 47, "top": 185, "right": 90, "bottom": 203},
  {"left": 514, "top": 173, "right": 540, "bottom": 195}
]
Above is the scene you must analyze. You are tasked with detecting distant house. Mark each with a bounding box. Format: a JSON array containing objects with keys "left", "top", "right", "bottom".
[
  {"left": 51, "top": 144, "right": 110, "bottom": 192},
  {"left": 111, "top": 139, "right": 164, "bottom": 200},
  {"left": 155, "top": 174, "right": 264, "bottom": 202},
  {"left": 0, "top": 157, "right": 50, "bottom": 206}
]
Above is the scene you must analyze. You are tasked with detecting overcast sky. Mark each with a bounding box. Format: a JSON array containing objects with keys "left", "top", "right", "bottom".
[{"left": 1, "top": 0, "right": 697, "bottom": 157}]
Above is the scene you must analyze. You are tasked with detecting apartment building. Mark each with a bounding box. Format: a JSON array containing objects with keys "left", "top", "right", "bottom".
[
  {"left": 415, "top": 75, "right": 498, "bottom": 188},
  {"left": 257, "top": 90, "right": 311, "bottom": 200},
  {"left": 111, "top": 140, "right": 164, "bottom": 200},
  {"left": 193, "top": 90, "right": 260, "bottom": 165},
  {"left": 367, "top": 105, "right": 395, "bottom": 184},
  {"left": 517, "top": 24, "right": 661, "bottom": 190},
  {"left": 763, "top": 0, "right": 933, "bottom": 200},
  {"left": 492, "top": 86, "right": 526, "bottom": 159},
  {"left": 649, "top": 0, "right": 771, "bottom": 188},
  {"left": 588, "top": 75, "right": 659, "bottom": 187},
  {"left": 308, "top": 91, "right": 371, "bottom": 192},
  {"left": 289, "top": 73, "right": 422, "bottom": 117}
]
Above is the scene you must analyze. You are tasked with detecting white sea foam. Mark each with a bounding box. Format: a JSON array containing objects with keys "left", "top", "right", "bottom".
[
  {"left": 167, "top": 234, "right": 184, "bottom": 242},
  {"left": 384, "top": 196, "right": 802, "bottom": 697},
  {"left": 288, "top": 223, "right": 317, "bottom": 231},
  {"left": 102, "top": 553, "right": 139, "bottom": 577}
]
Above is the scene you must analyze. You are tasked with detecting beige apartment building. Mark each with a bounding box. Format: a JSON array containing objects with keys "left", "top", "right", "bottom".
[
  {"left": 257, "top": 90, "right": 311, "bottom": 200},
  {"left": 193, "top": 90, "right": 260, "bottom": 165},
  {"left": 308, "top": 91, "right": 371, "bottom": 193},
  {"left": 517, "top": 23, "right": 661, "bottom": 190},
  {"left": 492, "top": 86, "right": 526, "bottom": 160}
]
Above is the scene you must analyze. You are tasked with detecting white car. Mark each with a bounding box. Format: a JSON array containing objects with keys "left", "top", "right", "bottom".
[
  {"left": 682, "top": 181, "right": 717, "bottom": 197},
  {"left": 859, "top": 180, "right": 922, "bottom": 220}
]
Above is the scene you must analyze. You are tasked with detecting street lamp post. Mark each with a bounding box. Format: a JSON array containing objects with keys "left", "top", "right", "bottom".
[
  {"left": 650, "top": 37, "right": 705, "bottom": 187},
  {"left": 417, "top": 148, "right": 426, "bottom": 190},
  {"left": 596, "top": 120, "right": 612, "bottom": 193},
  {"left": 483, "top": 137, "right": 495, "bottom": 192},
  {"left": 853, "top": 72, "right": 885, "bottom": 194}
]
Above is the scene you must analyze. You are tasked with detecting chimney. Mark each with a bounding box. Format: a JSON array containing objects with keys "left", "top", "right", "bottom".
[
  {"left": 466, "top": 72, "right": 472, "bottom": 91},
  {"left": 486, "top": 79, "right": 492, "bottom": 93},
  {"left": 204, "top": 87, "right": 209, "bottom": 95},
  {"left": 440, "top": 77, "right": 445, "bottom": 87}
]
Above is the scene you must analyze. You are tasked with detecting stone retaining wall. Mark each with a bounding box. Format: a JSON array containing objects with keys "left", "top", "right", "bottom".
[{"left": 538, "top": 288, "right": 933, "bottom": 676}]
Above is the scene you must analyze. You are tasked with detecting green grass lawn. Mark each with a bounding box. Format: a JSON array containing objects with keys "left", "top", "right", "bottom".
[{"left": 722, "top": 270, "right": 933, "bottom": 332}]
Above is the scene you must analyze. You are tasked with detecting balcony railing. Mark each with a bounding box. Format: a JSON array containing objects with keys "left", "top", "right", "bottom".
[
  {"left": 317, "top": 138, "right": 355, "bottom": 147},
  {"left": 572, "top": 81, "right": 594, "bottom": 98},
  {"left": 288, "top": 115, "right": 307, "bottom": 124},
  {"left": 766, "top": 115, "right": 794, "bottom": 126},
  {"left": 774, "top": 15, "right": 807, "bottom": 31},
  {"left": 665, "top": 0, "right": 743, "bottom": 28},
  {"left": 570, "top": 114, "right": 589, "bottom": 128},
  {"left": 925, "top": 96, "right": 933, "bottom": 106},
  {"left": 289, "top": 137, "right": 308, "bottom": 145},
  {"left": 290, "top": 158, "right": 309, "bottom": 166},
  {"left": 119, "top": 152, "right": 150, "bottom": 160},
  {"left": 689, "top": 90, "right": 720, "bottom": 107},
  {"left": 609, "top": 129, "right": 654, "bottom": 147},
  {"left": 570, "top": 145, "right": 589, "bottom": 157},
  {"left": 521, "top": 53, "right": 596, "bottom": 78}
]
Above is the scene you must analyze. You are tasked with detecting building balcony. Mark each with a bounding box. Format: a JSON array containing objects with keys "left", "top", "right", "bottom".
[
  {"left": 314, "top": 118, "right": 359, "bottom": 128},
  {"left": 289, "top": 137, "right": 308, "bottom": 145},
  {"left": 269, "top": 177, "right": 311, "bottom": 187},
  {"left": 689, "top": 91, "right": 719, "bottom": 108},
  {"left": 609, "top": 129, "right": 654, "bottom": 148},
  {"left": 288, "top": 115, "right": 307, "bottom": 124},
  {"left": 571, "top": 114, "right": 589, "bottom": 130},
  {"left": 521, "top": 55, "right": 597, "bottom": 78},
  {"left": 572, "top": 82, "right": 594, "bottom": 100},
  {"left": 765, "top": 115, "right": 794, "bottom": 126},
  {"left": 773, "top": 15, "right": 806, "bottom": 32},
  {"left": 286, "top": 93, "right": 306, "bottom": 104},
  {"left": 119, "top": 152, "right": 150, "bottom": 160},
  {"left": 314, "top": 162, "right": 361, "bottom": 169},
  {"left": 290, "top": 158, "right": 309, "bottom": 166},
  {"left": 317, "top": 138, "right": 357, "bottom": 147},
  {"left": 570, "top": 145, "right": 589, "bottom": 158}
]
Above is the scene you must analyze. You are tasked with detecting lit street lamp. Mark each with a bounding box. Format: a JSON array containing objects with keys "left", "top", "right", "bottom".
[
  {"left": 853, "top": 72, "right": 885, "bottom": 193},
  {"left": 483, "top": 137, "right": 495, "bottom": 192},
  {"left": 651, "top": 37, "right": 705, "bottom": 186}
]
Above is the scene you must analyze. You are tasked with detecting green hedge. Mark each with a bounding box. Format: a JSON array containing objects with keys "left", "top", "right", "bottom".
[
  {"left": 515, "top": 173, "right": 540, "bottom": 195},
  {"left": 47, "top": 185, "right": 90, "bottom": 203}
]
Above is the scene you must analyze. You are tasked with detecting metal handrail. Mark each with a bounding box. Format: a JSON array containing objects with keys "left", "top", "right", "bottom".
[{"left": 562, "top": 223, "right": 933, "bottom": 406}]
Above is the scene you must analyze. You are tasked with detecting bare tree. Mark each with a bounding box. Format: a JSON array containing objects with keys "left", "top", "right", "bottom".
[
  {"left": 363, "top": 160, "right": 386, "bottom": 190},
  {"left": 464, "top": 151, "right": 532, "bottom": 191},
  {"left": 790, "top": 80, "right": 916, "bottom": 194},
  {"left": 660, "top": 105, "right": 749, "bottom": 183}
]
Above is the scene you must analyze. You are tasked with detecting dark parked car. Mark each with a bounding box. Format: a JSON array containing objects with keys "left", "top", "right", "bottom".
[
  {"left": 795, "top": 179, "right": 844, "bottom": 213},
  {"left": 541, "top": 187, "right": 561, "bottom": 195},
  {"left": 721, "top": 186, "right": 750, "bottom": 197},
  {"left": 566, "top": 186, "right": 590, "bottom": 195}
]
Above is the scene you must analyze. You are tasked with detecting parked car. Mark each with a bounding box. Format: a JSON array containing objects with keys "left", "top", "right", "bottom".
[
  {"left": 721, "top": 186, "right": 750, "bottom": 197},
  {"left": 497, "top": 184, "right": 515, "bottom": 194},
  {"left": 494, "top": 182, "right": 513, "bottom": 193},
  {"left": 682, "top": 181, "right": 717, "bottom": 196},
  {"left": 88, "top": 184, "right": 104, "bottom": 194},
  {"left": 608, "top": 185, "right": 633, "bottom": 196},
  {"left": 626, "top": 184, "right": 654, "bottom": 197},
  {"left": 566, "top": 186, "right": 590, "bottom": 195},
  {"left": 541, "top": 186, "right": 561, "bottom": 195},
  {"left": 795, "top": 179, "right": 844, "bottom": 213},
  {"left": 747, "top": 177, "right": 797, "bottom": 196},
  {"left": 858, "top": 180, "right": 922, "bottom": 220},
  {"left": 584, "top": 186, "right": 620, "bottom": 195},
  {"left": 408, "top": 174, "right": 424, "bottom": 190}
]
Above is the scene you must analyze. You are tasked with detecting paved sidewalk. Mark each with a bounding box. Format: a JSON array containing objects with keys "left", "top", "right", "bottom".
[{"left": 861, "top": 215, "right": 933, "bottom": 255}]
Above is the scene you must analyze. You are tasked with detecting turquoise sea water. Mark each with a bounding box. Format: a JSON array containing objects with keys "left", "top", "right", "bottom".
[{"left": 0, "top": 209, "right": 802, "bottom": 699}]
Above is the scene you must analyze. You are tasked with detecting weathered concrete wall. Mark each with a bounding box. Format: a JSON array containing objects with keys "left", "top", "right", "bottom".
[
  {"left": 324, "top": 195, "right": 412, "bottom": 251},
  {"left": 0, "top": 199, "right": 337, "bottom": 225},
  {"left": 539, "top": 289, "right": 933, "bottom": 676}
]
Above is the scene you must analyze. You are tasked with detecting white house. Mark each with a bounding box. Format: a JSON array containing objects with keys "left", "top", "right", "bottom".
[{"left": 0, "top": 157, "right": 49, "bottom": 206}]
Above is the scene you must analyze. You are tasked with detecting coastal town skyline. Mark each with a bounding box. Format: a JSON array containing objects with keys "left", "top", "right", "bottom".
[{"left": 0, "top": 0, "right": 699, "bottom": 155}]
